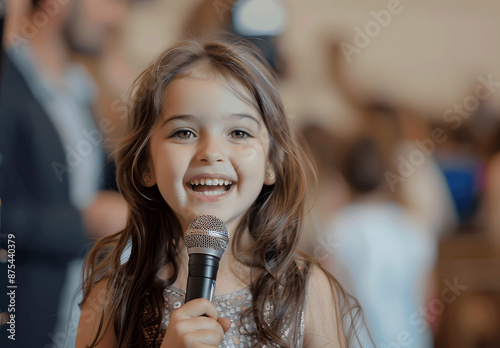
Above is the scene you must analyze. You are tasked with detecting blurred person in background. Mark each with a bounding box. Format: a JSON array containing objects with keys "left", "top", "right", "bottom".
[
  {"left": 68, "top": 0, "right": 136, "bottom": 154},
  {"left": 323, "top": 127, "right": 437, "bottom": 348},
  {"left": 432, "top": 97, "right": 500, "bottom": 234},
  {"left": 482, "top": 120, "right": 500, "bottom": 244},
  {"left": 0, "top": 0, "right": 128, "bottom": 346},
  {"left": 300, "top": 122, "right": 350, "bottom": 256},
  {"left": 431, "top": 120, "right": 486, "bottom": 231},
  {"left": 329, "top": 42, "right": 458, "bottom": 240},
  {"left": 184, "top": 0, "right": 290, "bottom": 78}
]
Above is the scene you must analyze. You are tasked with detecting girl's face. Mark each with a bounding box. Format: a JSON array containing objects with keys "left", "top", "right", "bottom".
[{"left": 146, "top": 75, "right": 275, "bottom": 233}]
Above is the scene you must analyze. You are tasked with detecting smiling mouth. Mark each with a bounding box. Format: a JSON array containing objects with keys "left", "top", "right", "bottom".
[{"left": 188, "top": 178, "right": 234, "bottom": 196}]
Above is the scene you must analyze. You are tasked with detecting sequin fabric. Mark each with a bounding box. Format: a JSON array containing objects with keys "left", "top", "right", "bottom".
[{"left": 143, "top": 285, "right": 306, "bottom": 347}]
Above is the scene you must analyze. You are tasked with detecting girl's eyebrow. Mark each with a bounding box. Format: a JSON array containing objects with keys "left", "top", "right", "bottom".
[
  {"left": 162, "top": 114, "right": 195, "bottom": 127},
  {"left": 230, "top": 113, "right": 260, "bottom": 127},
  {"left": 162, "top": 113, "right": 261, "bottom": 127}
]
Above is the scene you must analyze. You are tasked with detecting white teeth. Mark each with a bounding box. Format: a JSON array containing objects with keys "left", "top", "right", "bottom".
[{"left": 189, "top": 178, "right": 233, "bottom": 186}]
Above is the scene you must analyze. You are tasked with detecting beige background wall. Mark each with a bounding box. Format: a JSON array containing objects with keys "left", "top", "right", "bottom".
[{"left": 119, "top": 0, "right": 500, "bottom": 132}]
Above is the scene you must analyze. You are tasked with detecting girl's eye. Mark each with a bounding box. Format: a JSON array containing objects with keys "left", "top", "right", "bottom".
[
  {"left": 171, "top": 130, "right": 194, "bottom": 139},
  {"left": 230, "top": 130, "right": 250, "bottom": 139}
]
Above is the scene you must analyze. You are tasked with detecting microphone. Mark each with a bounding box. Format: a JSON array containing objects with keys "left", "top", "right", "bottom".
[{"left": 184, "top": 215, "right": 229, "bottom": 303}]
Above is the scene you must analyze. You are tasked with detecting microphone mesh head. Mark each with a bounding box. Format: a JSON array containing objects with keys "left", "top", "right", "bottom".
[{"left": 184, "top": 215, "right": 229, "bottom": 257}]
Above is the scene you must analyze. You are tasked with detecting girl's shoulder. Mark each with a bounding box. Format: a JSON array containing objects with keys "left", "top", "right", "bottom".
[
  {"left": 305, "top": 263, "right": 342, "bottom": 305},
  {"left": 303, "top": 263, "right": 350, "bottom": 348},
  {"left": 76, "top": 279, "right": 116, "bottom": 348}
]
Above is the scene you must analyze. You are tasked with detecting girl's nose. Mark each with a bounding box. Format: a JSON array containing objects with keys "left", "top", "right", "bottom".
[{"left": 196, "top": 135, "right": 225, "bottom": 163}]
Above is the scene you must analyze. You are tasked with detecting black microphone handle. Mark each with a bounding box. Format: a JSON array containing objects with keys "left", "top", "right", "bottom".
[{"left": 185, "top": 253, "right": 221, "bottom": 303}]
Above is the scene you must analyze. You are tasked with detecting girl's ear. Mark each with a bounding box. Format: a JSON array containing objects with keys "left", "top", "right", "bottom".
[
  {"left": 142, "top": 165, "right": 157, "bottom": 187},
  {"left": 264, "top": 163, "right": 276, "bottom": 186}
]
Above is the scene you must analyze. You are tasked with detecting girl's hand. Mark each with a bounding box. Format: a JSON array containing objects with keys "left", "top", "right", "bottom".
[{"left": 161, "top": 298, "right": 231, "bottom": 348}]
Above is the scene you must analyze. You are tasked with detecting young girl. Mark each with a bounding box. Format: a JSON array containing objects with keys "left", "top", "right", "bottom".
[{"left": 75, "top": 33, "right": 364, "bottom": 348}]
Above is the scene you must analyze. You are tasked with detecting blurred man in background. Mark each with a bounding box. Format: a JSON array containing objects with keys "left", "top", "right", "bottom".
[{"left": 0, "top": 0, "right": 128, "bottom": 346}]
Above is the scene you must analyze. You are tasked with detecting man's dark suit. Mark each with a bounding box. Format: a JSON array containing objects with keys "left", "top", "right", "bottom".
[{"left": 0, "top": 52, "right": 90, "bottom": 347}]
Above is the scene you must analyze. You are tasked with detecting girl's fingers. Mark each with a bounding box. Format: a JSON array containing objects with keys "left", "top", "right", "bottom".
[
  {"left": 217, "top": 317, "right": 231, "bottom": 333},
  {"left": 186, "top": 329, "right": 226, "bottom": 346},
  {"left": 176, "top": 316, "right": 225, "bottom": 339},
  {"left": 175, "top": 300, "right": 231, "bottom": 334},
  {"left": 164, "top": 298, "right": 232, "bottom": 347},
  {"left": 173, "top": 298, "right": 219, "bottom": 320}
]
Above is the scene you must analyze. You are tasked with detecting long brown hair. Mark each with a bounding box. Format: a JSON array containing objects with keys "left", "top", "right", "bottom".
[{"left": 81, "top": 33, "right": 363, "bottom": 347}]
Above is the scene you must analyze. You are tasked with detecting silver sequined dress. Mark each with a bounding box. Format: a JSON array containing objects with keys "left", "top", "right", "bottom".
[{"left": 144, "top": 285, "right": 306, "bottom": 347}]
